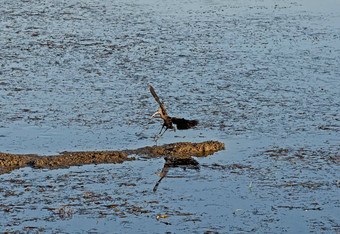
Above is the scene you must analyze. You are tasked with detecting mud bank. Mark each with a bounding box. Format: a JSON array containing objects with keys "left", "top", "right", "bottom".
[
  {"left": 0, "top": 141, "right": 225, "bottom": 174},
  {"left": 123, "top": 140, "right": 225, "bottom": 159}
]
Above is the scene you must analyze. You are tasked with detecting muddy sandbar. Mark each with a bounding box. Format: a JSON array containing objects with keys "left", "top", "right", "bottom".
[{"left": 0, "top": 141, "right": 225, "bottom": 174}]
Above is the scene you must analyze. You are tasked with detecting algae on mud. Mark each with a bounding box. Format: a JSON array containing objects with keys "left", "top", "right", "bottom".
[{"left": 0, "top": 141, "right": 225, "bottom": 174}]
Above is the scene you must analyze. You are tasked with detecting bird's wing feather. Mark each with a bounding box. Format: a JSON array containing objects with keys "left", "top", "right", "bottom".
[
  {"left": 172, "top": 117, "right": 199, "bottom": 130},
  {"left": 149, "top": 85, "right": 168, "bottom": 115}
]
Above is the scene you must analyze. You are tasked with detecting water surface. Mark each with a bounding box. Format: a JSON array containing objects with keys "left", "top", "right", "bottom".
[{"left": 0, "top": 0, "right": 339, "bottom": 232}]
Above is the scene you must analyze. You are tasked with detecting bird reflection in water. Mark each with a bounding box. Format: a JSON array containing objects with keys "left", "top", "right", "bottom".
[{"left": 153, "top": 157, "right": 200, "bottom": 192}]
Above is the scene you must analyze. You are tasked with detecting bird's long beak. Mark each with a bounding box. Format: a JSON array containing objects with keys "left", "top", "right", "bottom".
[{"left": 151, "top": 111, "right": 160, "bottom": 118}]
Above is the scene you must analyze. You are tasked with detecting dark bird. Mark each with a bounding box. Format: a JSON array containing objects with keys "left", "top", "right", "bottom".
[{"left": 149, "top": 85, "right": 199, "bottom": 141}]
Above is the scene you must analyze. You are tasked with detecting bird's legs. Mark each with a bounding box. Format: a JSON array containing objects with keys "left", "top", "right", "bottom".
[
  {"left": 154, "top": 126, "right": 168, "bottom": 142},
  {"left": 153, "top": 125, "right": 164, "bottom": 139},
  {"left": 158, "top": 125, "right": 165, "bottom": 135},
  {"left": 151, "top": 109, "right": 173, "bottom": 141},
  {"left": 151, "top": 110, "right": 163, "bottom": 139}
]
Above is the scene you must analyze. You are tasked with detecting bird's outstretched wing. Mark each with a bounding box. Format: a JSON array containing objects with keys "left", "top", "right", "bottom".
[
  {"left": 149, "top": 85, "right": 168, "bottom": 115},
  {"left": 172, "top": 117, "right": 199, "bottom": 130}
]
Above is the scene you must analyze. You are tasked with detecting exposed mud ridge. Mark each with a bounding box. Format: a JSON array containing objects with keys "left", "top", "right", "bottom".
[
  {"left": 123, "top": 141, "right": 225, "bottom": 159},
  {"left": 0, "top": 141, "right": 225, "bottom": 174},
  {"left": 0, "top": 151, "right": 126, "bottom": 175}
]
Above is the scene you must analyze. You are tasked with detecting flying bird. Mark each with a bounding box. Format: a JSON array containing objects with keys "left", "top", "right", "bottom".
[{"left": 149, "top": 85, "right": 199, "bottom": 141}]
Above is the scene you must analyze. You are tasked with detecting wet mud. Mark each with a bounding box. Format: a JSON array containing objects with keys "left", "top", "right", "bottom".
[
  {"left": 0, "top": 141, "right": 224, "bottom": 174},
  {"left": 124, "top": 140, "right": 225, "bottom": 159},
  {"left": 0, "top": 151, "right": 126, "bottom": 175}
]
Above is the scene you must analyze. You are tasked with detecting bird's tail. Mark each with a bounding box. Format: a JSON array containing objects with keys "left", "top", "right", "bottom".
[
  {"left": 172, "top": 118, "right": 199, "bottom": 130},
  {"left": 187, "top": 120, "right": 199, "bottom": 128}
]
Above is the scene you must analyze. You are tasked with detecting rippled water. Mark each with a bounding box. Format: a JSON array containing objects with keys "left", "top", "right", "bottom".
[{"left": 0, "top": 0, "right": 339, "bottom": 232}]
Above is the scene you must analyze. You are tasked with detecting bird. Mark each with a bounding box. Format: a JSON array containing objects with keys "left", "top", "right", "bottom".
[{"left": 149, "top": 85, "right": 199, "bottom": 141}]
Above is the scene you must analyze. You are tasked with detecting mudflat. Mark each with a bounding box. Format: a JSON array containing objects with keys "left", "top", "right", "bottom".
[{"left": 0, "top": 141, "right": 225, "bottom": 174}]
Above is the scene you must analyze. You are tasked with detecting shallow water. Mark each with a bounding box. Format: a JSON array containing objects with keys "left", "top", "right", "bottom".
[{"left": 0, "top": 0, "right": 339, "bottom": 232}]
